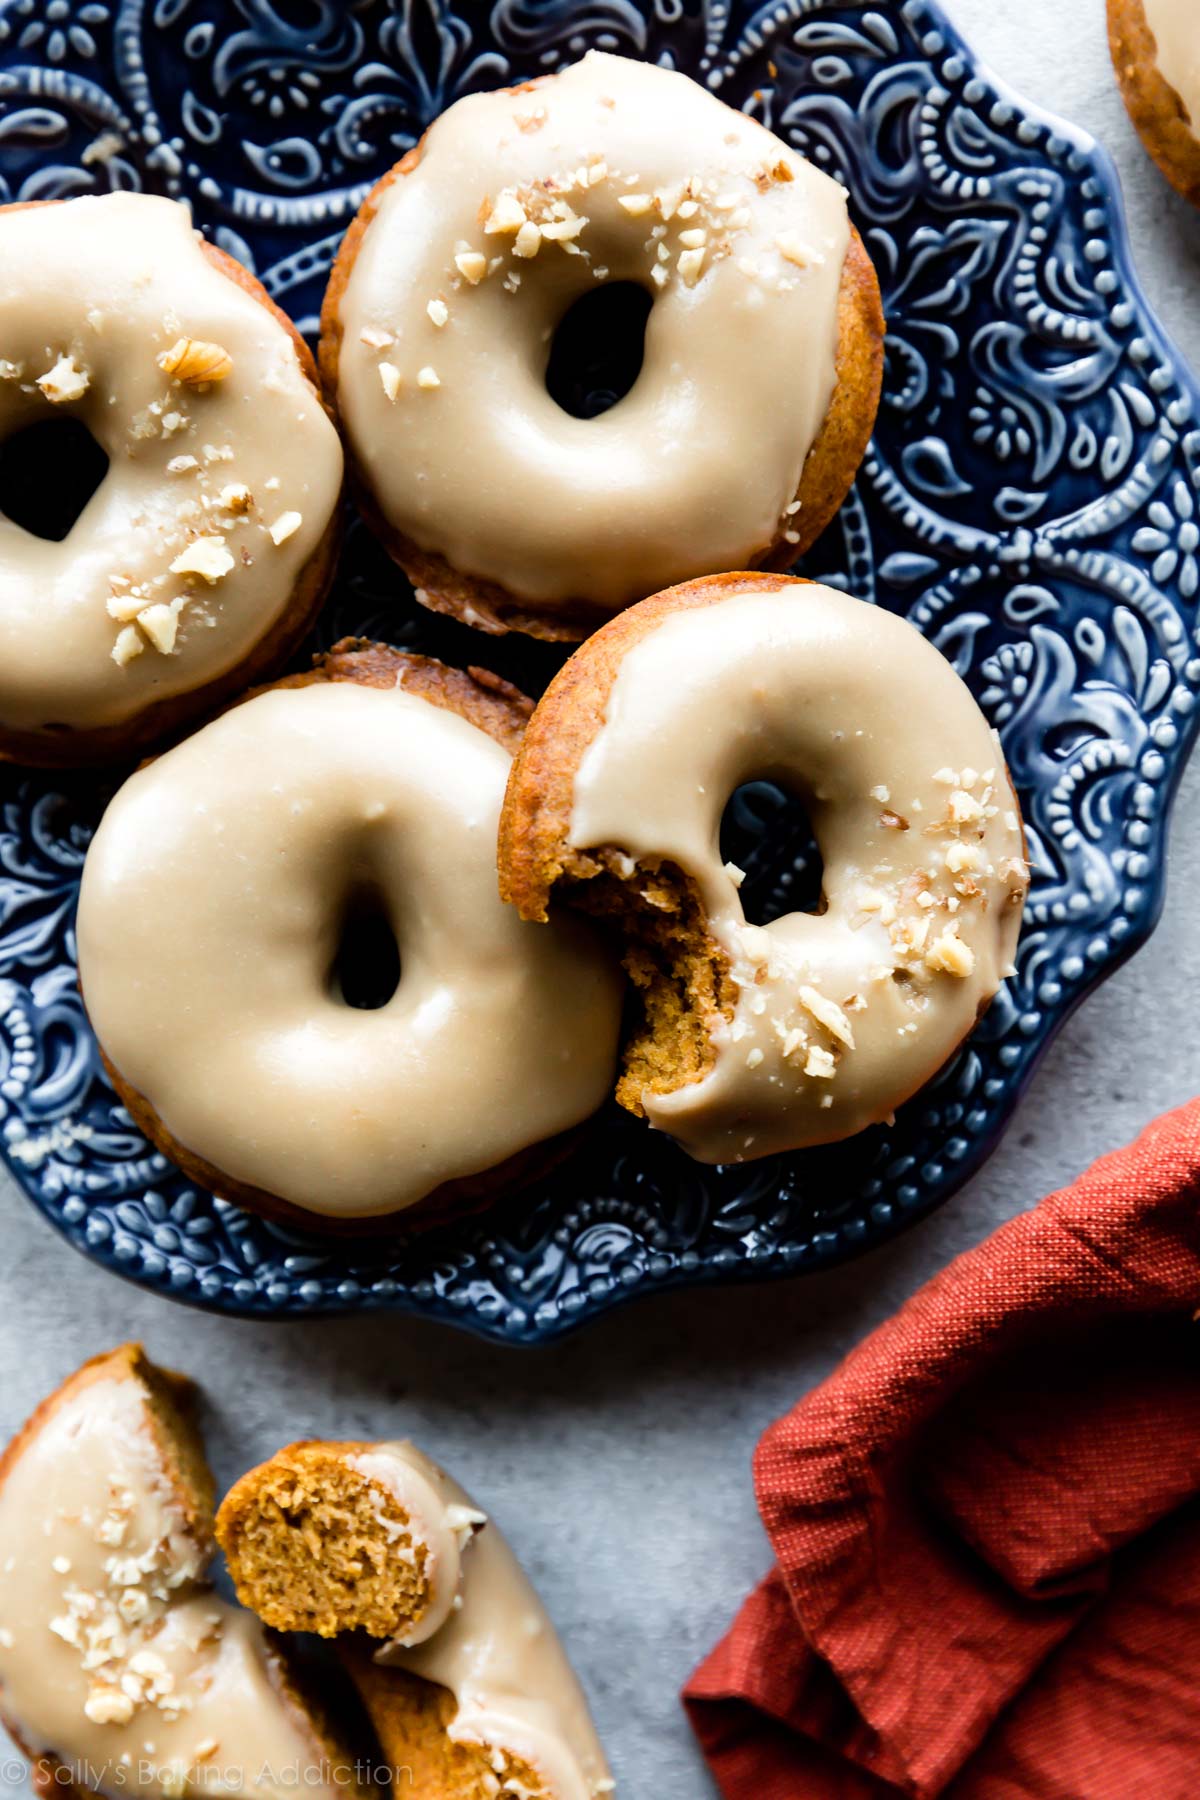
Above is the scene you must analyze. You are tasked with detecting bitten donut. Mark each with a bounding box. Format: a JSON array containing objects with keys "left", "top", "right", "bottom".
[
  {"left": 0, "top": 1346, "right": 368, "bottom": 1800},
  {"left": 218, "top": 1441, "right": 614, "bottom": 1800},
  {"left": 321, "top": 51, "right": 884, "bottom": 641},
  {"left": 76, "top": 643, "right": 623, "bottom": 1230},
  {"left": 0, "top": 193, "right": 342, "bottom": 764},
  {"left": 1109, "top": 0, "right": 1200, "bottom": 203},
  {"left": 499, "top": 573, "right": 1029, "bottom": 1165}
]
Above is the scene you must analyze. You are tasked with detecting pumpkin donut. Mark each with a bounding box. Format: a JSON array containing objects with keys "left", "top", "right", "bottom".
[
  {"left": 217, "top": 1440, "right": 613, "bottom": 1800},
  {"left": 0, "top": 1346, "right": 370, "bottom": 1800},
  {"left": 498, "top": 573, "right": 1029, "bottom": 1165},
  {"left": 320, "top": 51, "right": 884, "bottom": 642},
  {"left": 1109, "top": 0, "right": 1200, "bottom": 204},
  {"left": 76, "top": 642, "right": 623, "bottom": 1233},
  {"left": 0, "top": 192, "right": 343, "bottom": 765}
]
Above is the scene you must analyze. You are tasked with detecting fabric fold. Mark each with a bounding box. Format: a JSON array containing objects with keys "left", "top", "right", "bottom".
[{"left": 685, "top": 1099, "right": 1200, "bottom": 1799}]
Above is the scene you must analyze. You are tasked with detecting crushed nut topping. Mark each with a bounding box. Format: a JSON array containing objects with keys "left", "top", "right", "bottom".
[
  {"left": 485, "top": 192, "right": 528, "bottom": 235},
  {"left": 378, "top": 361, "right": 402, "bottom": 402},
  {"left": 138, "top": 602, "right": 183, "bottom": 655},
  {"left": 925, "top": 929, "right": 976, "bottom": 977},
  {"left": 157, "top": 338, "right": 233, "bottom": 385},
  {"left": 111, "top": 626, "right": 144, "bottom": 668},
  {"left": 427, "top": 298, "right": 450, "bottom": 327},
  {"left": 678, "top": 247, "right": 706, "bottom": 286},
  {"left": 170, "top": 536, "right": 234, "bottom": 583},
  {"left": 267, "top": 510, "right": 302, "bottom": 546},
  {"left": 455, "top": 250, "right": 488, "bottom": 285},
  {"left": 797, "top": 985, "right": 855, "bottom": 1049},
  {"left": 37, "top": 355, "right": 89, "bottom": 404},
  {"left": 513, "top": 221, "right": 543, "bottom": 258},
  {"left": 417, "top": 366, "right": 441, "bottom": 389}
]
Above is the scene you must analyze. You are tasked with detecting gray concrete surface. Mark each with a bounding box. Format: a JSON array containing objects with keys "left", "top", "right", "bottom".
[{"left": 2, "top": 3, "right": 1200, "bottom": 1795}]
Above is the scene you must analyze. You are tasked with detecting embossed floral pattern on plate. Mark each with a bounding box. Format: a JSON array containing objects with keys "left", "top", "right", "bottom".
[{"left": 0, "top": 0, "right": 1197, "bottom": 1340}]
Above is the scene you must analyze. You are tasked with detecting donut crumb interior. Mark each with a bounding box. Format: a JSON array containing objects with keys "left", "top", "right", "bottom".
[
  {"left": 217, "top": 1447, "right": 432, "bottom": 1641},
  {"left": 560, "top": 851, "right": 736, "bottom": 1113}
]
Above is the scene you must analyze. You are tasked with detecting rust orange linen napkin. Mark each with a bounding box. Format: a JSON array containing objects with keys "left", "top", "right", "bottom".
[{"left": 684, "top": 1099, "right": 1200, "bottom": 1799}]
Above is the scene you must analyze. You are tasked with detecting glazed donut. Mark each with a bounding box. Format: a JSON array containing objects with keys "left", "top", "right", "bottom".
[
  {"left": 0, "top": 1346, "right": 365, "bottom": 1800},
  {"left": 0, "top": 193, "right": 342, "bottom": 765},
  {"left": 1109, "top": 0, "right": 1200, "bottom": 204},
  {"left": 321, "top": 51, "right": 884, "bottom": 641},
  {"left": 499, "top": 573, "right": 1029, "bottom": 1164},
  {"left": 76, "top": 643, "right": 623, "bottom": 1230},
  {"left": 218, "top": 1441, "right": 613, "bottom": 1800}
]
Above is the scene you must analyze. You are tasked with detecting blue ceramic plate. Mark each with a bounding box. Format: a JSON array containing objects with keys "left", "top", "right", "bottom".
[{"left": 0, "top": 0, "right": 1197, "bottom": 1341}]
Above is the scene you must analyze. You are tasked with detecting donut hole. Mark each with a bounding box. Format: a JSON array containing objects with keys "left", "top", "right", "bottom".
[
  {"left": 720, "top": 781, "right": 825, "bottom": 925},
  {"left": 544, "top": 281, "right": 653, "bottom": 419},
  {"left": 330, "top": 888, "right": 401, "bottom": 1011},
  {"left": 0, "top": 416, "right": 109, "bottom": 541}
]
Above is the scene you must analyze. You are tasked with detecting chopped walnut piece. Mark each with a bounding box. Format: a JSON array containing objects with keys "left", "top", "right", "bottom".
[
  {"left": 111, "top": 626, "right": 144, "bottom": 668},
  {"left": 944, "top": 842, "right": 982, "bottom": 874},
  {"left": 138, "top": 602, "right": 182, "bottom": 655},
  {"left": 679, "top": 228, "right": 707, "bottom": 249},
  {"left": 378, "top": 361, "right": 401, "bottom": 402},
  {"left": 513, "top": 221, "right": 542, "bottom": 258},
  {"left": 619, "top": 193, "right": 653, "bottom": 216},
  {"left": 948, "top": 788, "right": 984, "bottom": 825},
  {"left": 485, "top": 192, "right": 527, "bottom": 235},
  {"left": 157, "top": 338, "right": 233, "bottom": 385},
  {"left": 417, "top": 366, "right": 441, "bottom": 389},
  {"left": 218, "top": 482, "right": 252, "bottom": 514},
  {"left": 37, "top": 355, "right": 89, "bottom": 404},
  {"left": 107, "top": 592, "right": 148, "bottom": 623},
  {"left": 678, "top": 247, "right": 706, "bottom": 285},
  {"left": 776, "top": 232, "right": 816, "bottom": 268},
  {"left": 654, "top": 182, "right": 684, "bottom": 220},
  {"left": 925, "top": 929, "right": 976, "bottom": 977},
  {"left": 515, "top": 107, "right": 547, "bottom": 132},
  {"left": 359, "top": 325, "right": 394, "bottom": 350},
  {"left": 267, "top": 511, "right": 302, "bottom": 546},
  {"left": 170, "top": 536, "right": 234, "bottom": 583},
  {"left": 165, "top": 455, "right": 198, "bottom": 476},
  {"left": 797, "top": 985, "right": 855, "bottom": 1049},
  {"left": 84, "top": 1690, "right": 135, "bottom": 1725},
  {"left": 541, "top": 215, "right": 587, "bottom": 242},
  {"left": 805, "top": 1045, "right": 836, "bottom": 1079},
  {"left": 455, "top": 251, "right": 488, "bottom": 285},
  {"left": 427, "top": 298, "right": 449, "bottom": 327}
]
